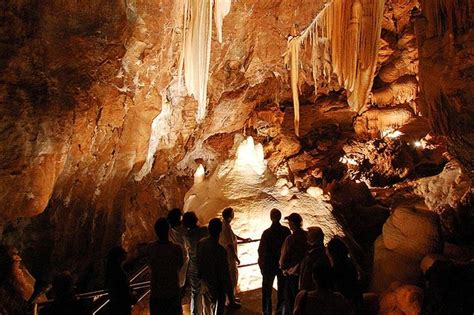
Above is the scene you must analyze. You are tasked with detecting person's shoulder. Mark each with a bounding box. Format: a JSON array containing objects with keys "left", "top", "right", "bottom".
[
  {"left": 261, "top": 227, "right": 271, "bottom": 237},
  {"left": 280, "top": 225, "right": 291, "bottom": 234}
]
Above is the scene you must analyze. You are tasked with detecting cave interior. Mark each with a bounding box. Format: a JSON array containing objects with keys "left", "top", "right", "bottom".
[{"left": 0, "top": 0, "right": 473, "bottom": 314}]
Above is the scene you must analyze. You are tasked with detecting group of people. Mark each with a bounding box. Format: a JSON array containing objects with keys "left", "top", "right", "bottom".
[
  {"left": 123, "top": 207, "right": 246, "bottom": 315},
  {"left": 128, "top": 207, "right": 360, "bottom": 315},
  {"left": 39, "top": 207, "right": 360, "bottom": 315},
  {"left": 258, "top": 209, "right": 359, "bottom": 315}
]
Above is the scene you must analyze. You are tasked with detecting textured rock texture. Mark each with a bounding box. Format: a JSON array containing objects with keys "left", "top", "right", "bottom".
[
  {"left": 371, "top": 201, "right": 443, "bottom": 293},
  {"left": 0, "top": 0, "right": 334, "bottom": 287},
  {"left": 0, "top": 0, "right": 472, "bottom": 301},
  {"left": 415, "top": 0, "right": 474, "bottom": 170}
]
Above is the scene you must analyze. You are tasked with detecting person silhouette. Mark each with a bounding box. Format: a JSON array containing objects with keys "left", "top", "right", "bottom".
[
  {"left": 197, "top": 218, "right": 237, "bottom": 315},
  {"left": 219, "top": 207, "right": 250, "bottom": 303},
  {"left": 258, "top": 208, "right": 291, "bottom": 315},
  {"left": 299, "top": 227, "right": 330, "bottom": 291},
  {"left": 279, "top": 213, "right": 308, "bottom": 315},
  {"left": 40, "top": 271, "right": 89, "bottom": 315},
  {"left": 167, "top": 208, "right": 189, "bottom": 296},
  {"left": 182, "top": 211, "right": 208, "bottom": 315},
  {"left": 293, "top": 263, "right": 354, "bottom": 315},
  {"left": 327, "top": 237, "right": 362, "bottom": 306},
  {"left": 105, "top": 246, "right": 134, "bottom": 315},
  {"left": 147, "top": 218, "right": 184, "bottom": 315}
]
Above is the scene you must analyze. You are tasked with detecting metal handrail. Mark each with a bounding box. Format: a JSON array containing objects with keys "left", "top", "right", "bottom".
[{"left": 35, "top": 238, "right": 262, "bottom": 314}]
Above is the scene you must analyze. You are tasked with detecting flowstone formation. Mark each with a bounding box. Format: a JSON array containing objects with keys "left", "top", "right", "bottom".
[{"left": 184, "top": 136, "right": 344, "bottom": 291}]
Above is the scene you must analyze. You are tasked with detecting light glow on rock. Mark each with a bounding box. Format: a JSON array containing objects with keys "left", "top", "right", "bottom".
[
  {"left": 381, "top": 128, "right": 404, "bottom": 139},
  {"left": 194, "top": 164, "right": 205, "bottom": 184},
  {"left": 235, "top": 136, "right": 267, "bottom": 175},
  {"left": 184, "top": 135, "right": 345, "bottom": 292}
]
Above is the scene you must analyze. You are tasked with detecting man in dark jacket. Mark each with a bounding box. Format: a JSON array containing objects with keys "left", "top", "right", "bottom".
[
  {"left": 148, "top": 218, "right": 184, "bottom": 315},
  {"left": 258, "top": 208, "right": 291, "bottom": 315},
  {"left": 197, "top": 218, "right": 235, "bottom": 315},
  {"left": 298, "top": 226, "right": 330, "bottom": 291},
  {"left": 279, "top": 213, "right": 308, "bottom": 315}
]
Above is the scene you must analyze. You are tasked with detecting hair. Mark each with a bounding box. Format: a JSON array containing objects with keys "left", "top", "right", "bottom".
[
  {"left": 270, "top": 208, "right": 282, "bottom": 222},
  {"left": 167, "top": 208, "right": 182, "bottom": 227},
  {"left": 312, "top": 263, "right": 334, "bottom": 290},
  {"left": 182, "top": 211, "right": 198, "bottom": 229},
  {"left": 327, "top": 237, "right": 349, "bottom": 262},
  {"left": 154, "top": 218, "right": 170, "bottom": 240},
  {"left": 52, "top": 271, "right": 74, "bottom": 299},
  {"left": 222, "top": 207, "right": 234, "bottom": 220},
  {"left": 208, "top": 218, "right": 222, "bottom": 238}
]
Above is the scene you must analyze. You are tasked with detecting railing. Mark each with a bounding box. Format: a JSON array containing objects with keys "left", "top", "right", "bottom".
[{"left": 33, "top": 238, "right": 260, "bottom": 314}]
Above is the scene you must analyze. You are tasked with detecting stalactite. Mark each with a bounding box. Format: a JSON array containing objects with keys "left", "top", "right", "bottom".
[
  {"left": 178, "top": 0, "right": 232, "bottom": 122},
  {"left": 215, "top": 0, "right": 232, "bottom": 43},
  {"left": 285, "top": 0, "right": 385, "bottom": 136}
]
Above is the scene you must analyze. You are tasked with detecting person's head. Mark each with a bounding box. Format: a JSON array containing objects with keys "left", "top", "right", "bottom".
[
  {"left": 285, "top": 213, "right": 303, "bottom": 231},
  {"left": 270, "top": 208, "right": 282, "bottom": 223},
  {"left": 327, "top": 237, "right": 349, "bottom": 263},
  {"left": 307, "top": 226, "right": 324, "bottom": 247},
  {"left": 182, "top": 211, "right": 198, "bottom": 229},
  {"left": 222, "top": 207, "right": 234, "bottom": 223},
  {"left": 167, "top": 208, "right": 182, "bottom": 228},
  {"left": 154, "top": 218, "right": 170, "bottom": 241},
  {"left": 208, "top": 218, "right": 222, "bottom": 239},
  {"left": 106, "top": 246, "right": 127, "bottom": 267},
  {"left": 312, "top": 263, "right": 334, "bottom": 290},
  {"left": 52, "top": 271, "right": 75, "bottom": 299}
]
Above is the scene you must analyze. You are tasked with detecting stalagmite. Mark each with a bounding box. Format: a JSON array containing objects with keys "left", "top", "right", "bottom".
[
  {"left": 179, "top": 0, "right": 232, "bottom": 122},
  {"left": 285, "top": 0, "right": 385, "bottom": 136}
]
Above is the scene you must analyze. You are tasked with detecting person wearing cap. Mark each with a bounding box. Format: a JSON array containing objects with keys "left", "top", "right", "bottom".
[
  {"left": 298, "top": 227, "right": 330, "bottom": 291},
  {"left": 279, "top": 212, "right": 308, "bottom": 315},
  {"left": 258, "top": 208, "right": 291, "bottom": 315}
]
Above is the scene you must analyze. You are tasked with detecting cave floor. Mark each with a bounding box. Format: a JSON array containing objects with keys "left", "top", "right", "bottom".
[{"left": 183, "top": 287, "right": 271, "bottom": 315}]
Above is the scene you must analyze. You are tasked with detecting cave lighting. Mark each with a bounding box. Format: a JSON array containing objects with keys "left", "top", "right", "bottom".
[
  {"left": 235, "top": 136, "right": 267, "bottom": 175},
  {"left": 414, "top": 140, "right": 422, "bottom": 148},
  {"left": 381, "top": 128, "right": 404, "bottom": 139},
  {"left": 194, "top": 164, "right": 205, "bottom": 184},
  {"left": 339, "top": 155, "right": 359, "bottom": 166}
]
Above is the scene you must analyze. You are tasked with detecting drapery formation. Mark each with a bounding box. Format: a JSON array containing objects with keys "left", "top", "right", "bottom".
[
  {"left": 285, "top": 0, "right": 385, "bottom": 136},
  {"left": 179, "top": 0, "right": 231, "bottom": 122}
]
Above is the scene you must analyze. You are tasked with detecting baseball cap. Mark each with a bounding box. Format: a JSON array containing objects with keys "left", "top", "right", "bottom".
[{"left": 285, "top": 212, "right": 302, "bottom": 225}]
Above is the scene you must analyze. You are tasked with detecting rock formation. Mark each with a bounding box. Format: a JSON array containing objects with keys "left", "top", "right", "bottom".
[{"left": 0, "top": 0, "right": 472, "bottom": 310}]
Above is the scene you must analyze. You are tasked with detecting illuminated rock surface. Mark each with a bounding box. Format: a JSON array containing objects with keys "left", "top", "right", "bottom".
[{"left": 0, "top": 0, "right": 472, "bottom": 311}]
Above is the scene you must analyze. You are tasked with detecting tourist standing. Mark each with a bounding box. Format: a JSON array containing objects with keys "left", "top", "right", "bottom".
[
  {"left": 258, "top": 208, "right": 291, "bottom": 315},
  {"left": 293, "top": 263, "right": 354, "bottom": 315},
  {"left": 105, "top": 246, "right": 134, "bottom": 315},
  {"left": 182, "top": 211, "right": 208, "bottom": 315},
  {"left": 298, "top": 227, "right": 330, "bottom": 291},
  {"left": 167, "top": 208, "right": 189, "bottom": 295},
  {"left": 219, "top": 207, "right": 249, "bottom": 301},
  {"left": 279, "top": 213, "right": 307, "bottom": 315},
  {"left": 327, "top": 237, "right": 362, "bottom": 306},
  {"left": 147, "top": 218, "right": 184, "bottom": 315},
  {"left": 197, "top": 218, "right": 233, "bottom": 315}
]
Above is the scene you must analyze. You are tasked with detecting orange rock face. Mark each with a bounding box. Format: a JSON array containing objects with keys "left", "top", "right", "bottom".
[{"left": 0, "top": 0, "right": 472, "bottom": 295}]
